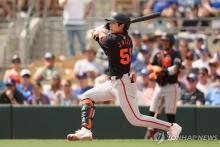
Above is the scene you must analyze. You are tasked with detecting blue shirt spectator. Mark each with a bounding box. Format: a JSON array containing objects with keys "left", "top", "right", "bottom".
[
  {"left": 205, "top": 77, "right": 220, "bottom": 106},
  {"left": 17, "top": 69, "right": 33, "bottom": 102},
  {"left": 152, "top": 0, "right": 177, "bottom": 12},
  {"left": 17, "top": 84, "right": 33, "bottom": 101},
  {"left": 74, "top": 72, "right": 93, "bottom": 98}
]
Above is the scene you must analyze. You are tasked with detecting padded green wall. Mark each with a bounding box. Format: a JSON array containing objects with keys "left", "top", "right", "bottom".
[{"left": 0, "top": 105, "right": 219, "bottom": 139}]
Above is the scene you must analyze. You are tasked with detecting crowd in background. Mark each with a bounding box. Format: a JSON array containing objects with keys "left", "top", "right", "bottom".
[
  {"left": 0, "top": 0, "right": 60, "bottom": 20},
  {"left": 1, "top": 0, "right": 220, "bottom": 20},
  {"left": 0, "top": 0, "right": 220, "bottom": 106},
  {"left": 0, "top": 31, "right": 220, "bottom": 106}
]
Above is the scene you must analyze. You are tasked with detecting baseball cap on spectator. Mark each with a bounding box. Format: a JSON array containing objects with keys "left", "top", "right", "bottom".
[
  {"left": 5, "top": 78, "right": 16, "bottom": 86},
  {"left": 199, "top": 48, "right": 209, "bottom": 54},
  {"left": 76, "top": 72, "right": 88, "bottom": 79},
  {"left": 140, "top": 45, "right": 149, "bottom": 53},
  {"left": 141, "top": 68, "right": 150, "bottom": 76},
  {"left": 20, "top": 69, "right": 31, "bottom": 77},
  {"left": 44, "top": 52, "right": 55, "bottom": 59},
  {"left": 196, "top": 37, "right": 204, "bottom": 43},
  {"left": 132, "top": 30, "right": 142, "bottom": 38},
  {"left": 187, "top": 73, "right": 198, "bottom": 81},
  {"left": 11, "top": 54, "right": 21, "bottom": 63}
]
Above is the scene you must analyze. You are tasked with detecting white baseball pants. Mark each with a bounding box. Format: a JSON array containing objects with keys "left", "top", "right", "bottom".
[
  {"left": 81, "top": 74, "right": 171, "bottom": 131},
  {"left": 150, "top": 83, "right": 180, "bottom": 114}
]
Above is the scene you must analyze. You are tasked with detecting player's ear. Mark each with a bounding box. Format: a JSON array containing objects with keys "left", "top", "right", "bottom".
[{"left": 119, "top": 23, "right": 125, "bottom": 29}]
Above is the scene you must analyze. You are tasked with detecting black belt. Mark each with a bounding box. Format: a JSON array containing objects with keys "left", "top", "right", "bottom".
[{"left": 109, "top": 73, "right": 130, "bottom": 80}]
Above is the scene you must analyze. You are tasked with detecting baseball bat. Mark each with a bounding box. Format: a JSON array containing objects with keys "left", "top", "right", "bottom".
[{"left": 130, "top": 12, "right": 161, "bottom": 24}]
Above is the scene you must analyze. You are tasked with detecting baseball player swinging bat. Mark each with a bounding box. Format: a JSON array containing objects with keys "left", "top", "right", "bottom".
[{"left": 87, "top": 12, "right": 161, "bottom": 39}]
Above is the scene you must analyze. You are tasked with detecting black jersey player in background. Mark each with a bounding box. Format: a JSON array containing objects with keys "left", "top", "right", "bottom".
[
  {"left": 146, "top": 34, "right": 182, "bottom": 139},
  {"left": 66, "top": 12, "right": 182, "bottom": 141}
]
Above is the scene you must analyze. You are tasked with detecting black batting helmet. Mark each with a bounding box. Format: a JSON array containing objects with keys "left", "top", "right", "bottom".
[
  {"left": 105, "top": 12, "right": 131, "bottom": 30},
  {"left": 161, "top": 33, "right": 175, "bottom": 45}
]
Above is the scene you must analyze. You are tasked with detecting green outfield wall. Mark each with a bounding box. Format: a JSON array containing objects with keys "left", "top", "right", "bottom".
[{"left": 0, "top": 105, "right": 219, "bottom": 139}]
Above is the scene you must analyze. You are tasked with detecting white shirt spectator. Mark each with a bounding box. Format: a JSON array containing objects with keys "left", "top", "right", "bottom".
[
  {"left": 196, "top": 82, "right": 211, "bottom": 97},
  {"left": 192, "top": 59, "right": 210, "bottom": 70},
  {"left": 74, "top": 59, "right": 102, "bottom": 74},
  {"left": 62, "top": 0, "right": 93, "bottom": 25}
]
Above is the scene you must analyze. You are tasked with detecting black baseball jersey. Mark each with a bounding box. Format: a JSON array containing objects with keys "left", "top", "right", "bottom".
[
  {"left": 181, "top": 88, "right": 205, "bottom": 105},
  {"left": 152, "top": 49, "right": 182, "bottom": 86},
  {"left": 0, "top": 89, "right": 24, "bottom": 104},
  {"left": 97, "top": 33, "right": 133, "bottom": 76}
]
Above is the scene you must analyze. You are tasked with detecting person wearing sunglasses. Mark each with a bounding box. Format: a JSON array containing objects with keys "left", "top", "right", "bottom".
[
  {"left": 0, "top": 78, "right": 24, "bottom": 105},
  {"left": 177, "top": 73, "right": 205, "bottom": 106}
]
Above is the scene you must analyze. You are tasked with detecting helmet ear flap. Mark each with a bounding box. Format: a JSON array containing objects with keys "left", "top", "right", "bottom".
[{"left": 105, "top": 23, "right": 110, "bottom": 30}]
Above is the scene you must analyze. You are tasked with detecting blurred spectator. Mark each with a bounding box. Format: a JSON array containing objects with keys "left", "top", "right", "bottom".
[
  {"left": 35, "top": 0, "right": 51, "bottom": 17},
  {"left": 197, "top": 67, "right": 211, "bottom": 96},
  {"left": 111, "top": 0, "right": 138, "bottom": 16},
  {"left": 0, "top": 1, "right": 5, "bottom": 18},
  {"left": 95, "top": 48, "right": 108, "bottom": 74},
  {"left": 44, "top": 73, "right": 62, "bottom": 105},
  {"left": 73, "top": 46, "right": 102, "bottom": 79},
  {"left": 4, "top": 55, "right": 22, "bottom": 85},
  {"left": 215, "top": 51, "right": 220, "bottom": 75},
  {"left": 28, "top": 82, "right": 50, "bottom": 105},
  {"left": 143, "top": 0, "right": 179, "bottom": 17},
  {"left": 54, "top": 79, "right": 79, "bottom": 105},
  {"left": 131, "top": 30, "right": 143, "bottom": 63},
  {"left": 208, "top": 57, "right": 220, "bottom": 82},
  {"left": 182, "top": 4, "right": 209, "bottom": 28},
  {"left": 33, "top": 52, "right": 60, "bottom": 84},
  {"left": 17, "top": 0, "right": 29, "bottom": 18},
  {"left": 4, "top": 0, "right": 14, "bottom": 20},
  {"left": 178, "top": 65, "right": 188, "bottom": 86},
  {"left": 137, "top": 68, "right": 155, "bottom": 107},
  {"left": 153, "top": 29, "right": 163, "bottom": 51},
  {"left": 177, "top": 73, "right": 205, "bottom": 106},
  {"left": 59, "top": 0, "right": 94, "bottom": 57},
  {"left": 205, "top": 75, "right": 220, "bottom": 106},
  {"left": 0, "top": 78, "right": 24, "bottom": 105},
  {"left": 132, "top": 45, "right": 151, "bottom": 75},
  {"left": 182, "top": 50, "right": 195, "bottom": 73},
  {"left": 178, "top": 39, "right": 190, "bottom": 60},
  {"left": 199, "top": 0, "right": 220, "bottom": 17},
  {"left": 74, "top": 72, "right": 93, "bottom": 98},
  {"left": 17, "top": 69, "right": 33, "bottom": 104},
  {"left": 193, "top": 37, "right": 208, "bottom": 59},
  {"left": 142, "top": 34, "right": 155, "bottom": 55},
  {"left": 192, "top": 48, "right": 211, "bottom": 70}
]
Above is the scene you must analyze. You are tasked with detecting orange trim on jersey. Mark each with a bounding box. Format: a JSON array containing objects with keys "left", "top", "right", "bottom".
[{"left": 119, "top": 79, "right": 170, "bottom": 129}]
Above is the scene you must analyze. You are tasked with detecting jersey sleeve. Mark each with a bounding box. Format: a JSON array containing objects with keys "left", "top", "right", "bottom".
[
  {"left": 97, "top": 34, "right": 115, "bottom": 53},
  {"left": 151, "top": 53, "right": 159, "bottom": 65}
]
